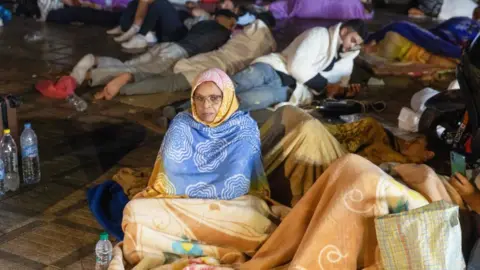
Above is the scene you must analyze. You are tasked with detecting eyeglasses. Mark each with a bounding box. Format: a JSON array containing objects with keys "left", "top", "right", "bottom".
[{"left": 193, "top": 94, "right": 223, "bottom": 105}]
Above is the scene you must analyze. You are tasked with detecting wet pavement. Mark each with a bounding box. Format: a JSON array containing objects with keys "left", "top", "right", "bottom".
[{"left": 0, "top": 8, "right": 453, "bottom": 269}]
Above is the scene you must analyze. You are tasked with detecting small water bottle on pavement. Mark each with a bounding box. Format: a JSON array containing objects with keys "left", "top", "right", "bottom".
[
  {"left": 0, "top": 158, "right": 5, "bottom": 196},
  {"left": 24, "top": 31, "right": 44, "bottom": 42},
  {"left": 66, "top": 93, "right": 88, "bottom": 112},
  {"left": 1, "top": 129, "right": 19, "bottom": 191},
  {"left": 21, "top": 123, "right": 41, "bottom": 185},
  {"left": 95, "top": 232, "right": 113, "bottom": 270}
]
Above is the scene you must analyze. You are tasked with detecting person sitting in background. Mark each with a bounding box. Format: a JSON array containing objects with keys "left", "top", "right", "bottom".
[
  {"left": 106, "top": 0, "right": 187, "bottom": 50},
  {"left": 93, "top": 13, "right": 276, "bottom": 102},
  {"left": 228, "top": 19, "right": 367, "bottom": 112},
  {"left": 70, "top": 10, "right": 237, "bottom": 90}
]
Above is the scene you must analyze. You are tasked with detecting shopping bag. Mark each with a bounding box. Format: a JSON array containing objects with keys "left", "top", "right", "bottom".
[{"left": 375, "top": 200, "right": 465, "bottom": 270}]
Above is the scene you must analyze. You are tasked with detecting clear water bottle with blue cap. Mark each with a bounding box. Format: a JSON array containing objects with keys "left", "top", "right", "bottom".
[
  {"left": 21, "top": 123, "right": 40, "bottom": 185},
  {"left": 95, "top": 232, "right": 113, "bottom": 270}
]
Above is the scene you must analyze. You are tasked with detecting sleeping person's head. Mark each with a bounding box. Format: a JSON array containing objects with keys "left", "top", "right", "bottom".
[
  {"left": 340, "top": 19, "right": 368, "bottom": 53},
  {"left": 214, "top": 9, "right": 238, "bottom": 30},
  {"left": 256, "top": 12, "right": 276, "bottom": 29}
]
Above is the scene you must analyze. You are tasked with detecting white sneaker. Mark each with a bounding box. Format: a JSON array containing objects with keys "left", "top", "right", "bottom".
[
  {"left": 114, "top": 25, "right": 139, "bottom": 43},
  {"left": 37, "top": 0, "right": 64, "bottom": 21},
  {"left": 144, "top": 32, "right": 157, "bottom": 44},
  {"left": 106, "top": 26, "right": 123, "bottom": 35},
  {"left": 121, "top": 35, "right": 148, "bottom": 50},
  {"left": 70, "top": 54, "right": 96, "bottom": 85}
]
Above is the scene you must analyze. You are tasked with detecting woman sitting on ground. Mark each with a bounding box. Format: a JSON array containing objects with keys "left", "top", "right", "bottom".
[
  {"left": 109, "top": 68, "right": 273, "bottom": 268},
  {"left": 364, "top": 17, "right": 480, "bottom": 68}
]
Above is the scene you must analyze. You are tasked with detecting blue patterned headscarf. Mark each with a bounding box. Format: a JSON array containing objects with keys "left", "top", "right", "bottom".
[{"left": 143, "top": 112, "right": 269, "bottom": 200}]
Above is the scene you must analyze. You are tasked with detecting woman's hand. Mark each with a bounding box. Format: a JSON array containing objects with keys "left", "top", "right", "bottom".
[{"left": 449, "top": 173, "right": 478, "bottom": 200}]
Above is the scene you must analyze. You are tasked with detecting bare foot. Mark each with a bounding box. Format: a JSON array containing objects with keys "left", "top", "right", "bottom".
[{"left": 94, "top": 73, "right": 132, "bottom": 100}]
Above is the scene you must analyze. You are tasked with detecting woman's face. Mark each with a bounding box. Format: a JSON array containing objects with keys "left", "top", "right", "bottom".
[{"left": 193, "top": 82, "right": 223, "bottom": 123}]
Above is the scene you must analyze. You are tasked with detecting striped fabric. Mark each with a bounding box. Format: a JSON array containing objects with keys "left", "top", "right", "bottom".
[{"left": 375, "top": 201, "right": 465, "bottom": 270}]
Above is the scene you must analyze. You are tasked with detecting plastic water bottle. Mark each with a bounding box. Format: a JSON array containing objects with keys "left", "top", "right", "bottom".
[
  {"left": 66, "top": 94, "right": 88, "bottom": 112},
  {"left": 21, "top": 123, "right": 40, "bottom": 185},
  {"left": 95, "top": 232, "right": 113, "bottom": 270},
  {"left": 0, "top": 158, "right": 5, "bottom": 196},
  {"left": 1, "top": 129, "right": 19, "bottom": 191},
  {"left": 24, "top": 31, "right": 44, "bottom": 42}
]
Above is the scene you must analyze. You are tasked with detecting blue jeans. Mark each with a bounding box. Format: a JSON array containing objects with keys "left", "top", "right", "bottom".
[
  {"left": 233, "top": 63, "right": 289, "bottom": 112},
  {"left": 119, "top": 0, "right": 186, "bottom": 41}
]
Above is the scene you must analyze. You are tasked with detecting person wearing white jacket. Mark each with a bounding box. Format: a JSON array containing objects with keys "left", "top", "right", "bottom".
[{"left": 233, "top": 19, "right": 368, "bottom": 111}]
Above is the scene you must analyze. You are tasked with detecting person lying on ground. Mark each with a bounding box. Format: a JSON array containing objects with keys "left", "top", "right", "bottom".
[
  {"left": 224, "top": 19, "right": 367, "bottom": 112},
  {"left": 183, "top": 0, "right": 263, "bottom": 29},
  {"left": 363, "top": 17, "right": 480, "bottom": 69},
  {"left": 93, "top": 13, "right": 276, "bottom": 101},
  {"left": 71, "top": 9, "right": 237, "bottom": 90},
  {"left": 408, "top": 0, "right": 478, "bottom": 21},
  {"left": 106, "top": 0, "right": 187, "bottom": 50}
]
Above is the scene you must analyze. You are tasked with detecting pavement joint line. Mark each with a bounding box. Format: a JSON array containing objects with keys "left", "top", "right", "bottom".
[
  {"left": 0, "top": 249, "right": 47, "bottom": 269},
  {"left": 50, "top": 242, "right": 96, "bottom": 269},
  {"left": 0, "top": 220, "right": 46, "bottom": 245},
  {"left": 53, "top": 200, "right": 88, "bottom": 217},
  {"left": 51, "top": 219, "right": 103, "bottom": 235}
]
